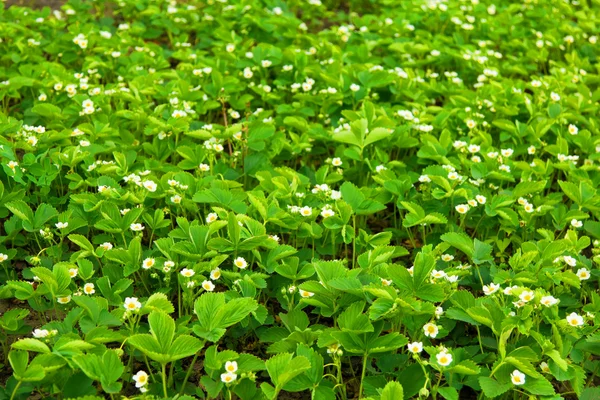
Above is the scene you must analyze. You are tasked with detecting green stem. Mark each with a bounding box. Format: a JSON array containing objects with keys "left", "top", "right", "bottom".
[
  {"left": 432, "top": 371, "right": 443, "bottom": 399},
  {"left": 161, "top": 363, "right": 168, "bottom": 398},
  {"left": 358, "top": 353, "right": 369, "bottom": 399},
  {"left": 352, "top": 215, "right": 357, "bottom": 268},
  {"left": 10, "top": 381, "right": 22, "bottom": 400},
  {"left": 179, "top": 352, "right": 200, "bottom": 395}
]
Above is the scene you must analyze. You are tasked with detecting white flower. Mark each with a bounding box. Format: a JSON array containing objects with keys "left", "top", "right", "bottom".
[
  {"left": 563, "top": 256, "right": 577, "bottom": 267},
  {"left": 436, "top": 351, "right": 453, "bottom": 367},
  {"left": 210, "top": 268, "right": 221, "bottom": 280},
  {"left": 476, "top": 195, "right": 487, "bottom": 204},
  {"left": 300, "top": 289, "right": 314, "bottom": 298},
  {"left": 100, "top": 242, "right": 113, "bottom": 251},
  {"left": 261, "top": 60, "right": 272, "bottom": 68},
  {"left": 0, "top": 253, "right": 7, "bottom": 262},
  {"left": 419, "top": 175, "right": 431, "bottom": 183},
  {"left": 83, "top": 283, "right": 95, "bottom": 295},
  {"left": 330, "top": 190, "right": 342, "bottom": 200},
  {"left": 350, "top": 84, "right": 360, "bottom": 92},
  {"left": 551, "top": 92, "right": 561, "bottom": 101},
  {"left": 407, "top": 342, "right": 423, "bottom": 354},
  {"left": 234, "top": 257, "right": 248, "bottom": 269},
  {"left": 171, "top": 195, "right": 182, "bottom": 204},
  {"left": 55, "top": 222, "right": 68, "bottom": 229},
  {"left": 300, "top": 206, "right": 312, "bottom": 217},
  {"left": 511, "top": 370, "right": 525, "bottom": 385},
  {"left": 33, "top": 329, "right": 50, "bottom": 338},
  {"left": 501, "top": 148, "right": 514, "bottom": 157},
  {"left": 455, "top": 204, "right": 469, "bottom": 214},
  {"left": 376, "top": 165, "right": 387, "bottom": 173},
  {"left": 180, "top": 268, "right": 195, "bottom": 278},
  {"left": 133, "top": 371, "right": 149, "bottom": 388},
  {"left": 130, "top": 223, "right": 145, "bottom": 231},
  {"left": 142, "top": 258, "right": 155, "bottom": 270},
  {"left": 331, "top": 157, "right": 342, "bottom": 167},
  {"left": 143, "top": 180, "right": 157, "bottom": 192},
  {"left": 199, "top": 163, "right": 210, "bottom": 172},
  {"left": 57, "top": 295, "right": 71, "bottom": 304},
  {"left": 576, "top": 268, "right": 590, "bottom": 280},
  {"left": 225, "top": 361, "right": 238, "bottom": 373},
  {"left": 172, "top": 110, "right": 187, "bottom": 118},
  {"left": 540, "top": 362, "right": 550, "bottom": 373},
  {"left": 431, "top": 270, "right": 447, "bottom": 279},
  {"left": 441, "top": 254, "right": 454, "bottom": 262},
  {"left": 206, "top": 213, "right": 218, "bottom": 223},
  {"left": 519, "top": 290, "right": 535, "bottom": 303},
  {"left": 202, "top": 280, "right": 215, "bottom": 291},
  {"left": 566, "top": 312, "right": 584, "bottom": 327},
  {"left": 124, "top": 297, "right": 142, "bottom": 311},
  {"left": 503, "top": 285, "right": 518, "bottom": 295},
  {"left": 69, "top": 268, "right": 78, "bottom": 278},
  {"left": 466, "top": 119, "right": 477, "bottom": 129},
  {"left": 448, "top": 172, "right": 459, "bottom": 180},
  {"left": 221, "top": 372, "right": 237, "bottom": 383},
  {"left": 423, "top": 323, "right": 439, "bottom": 338},
  {"left": 226, "top": 43, "right": 235, "bottom": 52},
  {"left": 321, "top": 208, "right": 335, "bottom": 218},
  {"left": 540, "top": 296, "right": 558, "bottom": 307},
  {"left": 568, "top": 124, "right": 578, "bottom": 135},
  {"left": 571, "top": 219, "right": 583, "bottom": 228},
  {"left": 468, "top": 144, "right": 480, "bottom": 153},
  {"left": 483, "top": 283, "right": 500, "bottom": 295}
]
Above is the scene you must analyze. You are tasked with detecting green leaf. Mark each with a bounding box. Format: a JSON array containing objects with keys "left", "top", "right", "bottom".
[
  {"left": 69, "top": 234, "right": 95, "bottom": 253},
  {"left": 31, "top": 103, "right": 62, "bottom": 117},
  {"left": 524, "top": 377, "right": 556, "bottom": 396},
  {"left": 337, "top": 302, "right": 373, "bottom": 333},
  {"left": 473, "top": 239, "right": 493, "bottom": 265},
  {"left": 380, "top": 381, "right": 404, "bottom": 400},
  {"left": 265, "top": 353, "right": 311, "bottom": 390},
  {"left": 548, "top": 103, "right": 561, "bottom": 118},
  {"left": 142, "top": 293, "right": 175, "bottom": 314},
  {"left": 437, "top": 386, "right": 458, "bottom": 400},
  {"left": 447, "top": 360, "right": 481, "bottom": 375},
  {"left": 8, "top": 350, "right": 29, "bottom": 378},
  {"left": 11, "top": 338, "right": 51, "bottom": 353},
  {"left": 581, "top": 388, "right": 600, "bottom": 400},
  {"left": 441, "top": 232, "right": 474, "bottom": 258},
  {"left": 148, "top": 310, "right": 175, "bottom": 353},
  {"left": 478, "top": 377, "right": 512, "bottom": 398},
  {"left": 193, "top": 293, "right": 258, "bottom": 342},
  {"left": 6, "top": 200, "right": 34, "bottom": 225},
  {"left": 168, "top": 335, "right": 204, "bottom": 360}
]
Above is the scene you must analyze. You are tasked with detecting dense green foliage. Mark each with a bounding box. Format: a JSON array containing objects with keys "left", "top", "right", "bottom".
[{"left": 0, "top": 0, "right": 600, "bottom": 399}]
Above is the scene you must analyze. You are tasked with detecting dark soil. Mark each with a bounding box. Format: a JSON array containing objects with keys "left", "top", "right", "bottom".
[{"left": 4, "top": 0, "right": 64, "bottom": 9}]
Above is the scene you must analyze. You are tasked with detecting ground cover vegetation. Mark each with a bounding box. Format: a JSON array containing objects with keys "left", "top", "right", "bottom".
[{"left": 0, "top": 0, "right": 599, "bottom": 399}]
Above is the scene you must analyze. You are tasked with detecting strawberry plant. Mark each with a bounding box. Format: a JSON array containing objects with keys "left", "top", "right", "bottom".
[{"left": 0, "top": 0, "right": 599, "bottom": 399}]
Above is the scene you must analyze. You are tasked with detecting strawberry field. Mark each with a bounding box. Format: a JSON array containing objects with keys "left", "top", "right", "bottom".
[{"left": 0, "top": 0, "right": 599, "bottom": 399}]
